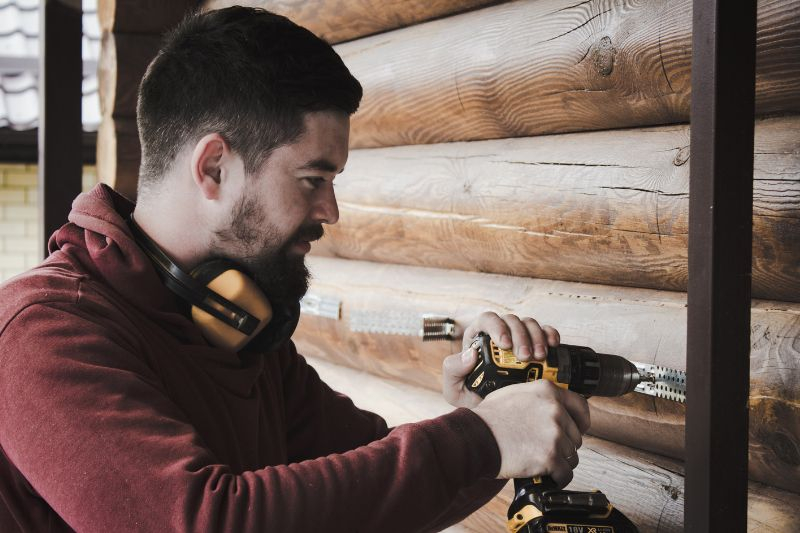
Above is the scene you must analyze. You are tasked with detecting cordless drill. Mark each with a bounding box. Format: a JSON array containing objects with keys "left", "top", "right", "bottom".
[{"left": 465, "top": 332, "right": 644, "bottom": 533}]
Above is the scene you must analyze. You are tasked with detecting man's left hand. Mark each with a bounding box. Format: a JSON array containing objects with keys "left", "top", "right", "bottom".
[{"left": 441, "top": 311, "right": 561, "bottom": 408}]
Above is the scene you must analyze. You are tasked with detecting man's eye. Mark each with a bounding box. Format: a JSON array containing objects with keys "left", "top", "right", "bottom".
[{"left": 304, "top": 177, "right": 325, "bottom": 188}]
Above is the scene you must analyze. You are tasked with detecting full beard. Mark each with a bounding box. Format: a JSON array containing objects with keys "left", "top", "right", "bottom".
[
  {"left": 240, "top": 236, "right": 314, "bottom": 303},
  {"left": 212, "top": 194, "right": 323, "bottom": 303}
]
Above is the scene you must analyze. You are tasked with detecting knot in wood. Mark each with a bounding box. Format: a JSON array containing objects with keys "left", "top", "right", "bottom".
[
  {"left": 661, "top": 483, "right": 681, "bottom": 500},
  {"left": 591, "top": 36, "right": 615, "bottom": 76},
  {"left": 768, "top": 430, "right": 800, "bottom": 467},
  {"left": 673, "top": 146, "right": 690, "bottom": 166}
]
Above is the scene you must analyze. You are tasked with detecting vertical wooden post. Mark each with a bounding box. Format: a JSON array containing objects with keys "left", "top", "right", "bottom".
[
  {"left": 685, "top": 0, "right": 757, "bottom": 530},
  {"left": 38, "top": 0, "right": 84, "bottom": 258}
]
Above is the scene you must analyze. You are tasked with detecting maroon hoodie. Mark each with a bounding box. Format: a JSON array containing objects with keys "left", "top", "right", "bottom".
[{"left": 0, "top": 185, "right": 503, "bottom": 532}]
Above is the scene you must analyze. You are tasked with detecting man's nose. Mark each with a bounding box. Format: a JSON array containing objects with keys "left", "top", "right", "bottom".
[{"left": 313, "top": 184, "right": 339, "bottom": 225}]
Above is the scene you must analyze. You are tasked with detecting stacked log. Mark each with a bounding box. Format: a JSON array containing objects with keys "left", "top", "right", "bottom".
[
  {"left": 338, "top": 0, "right": 800, "bottom": 147},
  {"left": 96, "top": 0, "right": 195, "bottom": 199},
  {"left": 199, "top": 0, "right": 502, "bottom": 44},
  {"left": 317, "top": 116, "right": 799, "bottom": 302},
  {"left": 98, "top": 0, "right": 506, "bottom": 196}
]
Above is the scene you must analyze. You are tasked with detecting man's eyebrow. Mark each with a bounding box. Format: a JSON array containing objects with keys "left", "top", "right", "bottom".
[{"left": 298, "top": 158, "right": 341, "bottom": 173}]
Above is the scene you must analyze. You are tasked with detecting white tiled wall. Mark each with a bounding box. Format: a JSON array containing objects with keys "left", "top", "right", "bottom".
[{"left": 0, "top": 163, "right": 97, "bottom": 282}]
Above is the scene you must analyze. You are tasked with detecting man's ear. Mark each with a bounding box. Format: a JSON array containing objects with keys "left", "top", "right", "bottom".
[{"left": 191, "top": 133, "right": 228, "bottom": 200}]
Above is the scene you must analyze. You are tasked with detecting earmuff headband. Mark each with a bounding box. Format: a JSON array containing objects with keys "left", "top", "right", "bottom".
[{"left": 127, "top": 215, "right": 260, "bottom": 335}]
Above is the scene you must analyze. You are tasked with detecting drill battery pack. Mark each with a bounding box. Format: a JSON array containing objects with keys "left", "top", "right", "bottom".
[
  {"left": 507, "top": 483, "right": 639, "bottom": 533},
  {"left": 512, "top": 511, "right": 636, "bottom": 533}
]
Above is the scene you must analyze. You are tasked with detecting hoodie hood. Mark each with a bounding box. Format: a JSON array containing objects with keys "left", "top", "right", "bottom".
[{"left": 47, "top": 184, "right": 195, "bottom": 337}]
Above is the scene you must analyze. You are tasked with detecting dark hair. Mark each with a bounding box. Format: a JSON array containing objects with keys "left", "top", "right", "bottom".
[{"left": 136, "top": 7, "right": 362, "bottom": 191}]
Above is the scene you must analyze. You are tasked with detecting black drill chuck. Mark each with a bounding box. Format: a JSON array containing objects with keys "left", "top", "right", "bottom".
[{"left": 551, "top": 344, "right": 641, "bottom": 397}]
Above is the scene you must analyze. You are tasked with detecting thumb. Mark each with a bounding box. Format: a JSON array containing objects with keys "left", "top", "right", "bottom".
[
  {"left": 443, "top": 347, "right": 478, "bottom": 384},
  {"left": 442, "top": 348, "right": 481, "bottom": 407}
]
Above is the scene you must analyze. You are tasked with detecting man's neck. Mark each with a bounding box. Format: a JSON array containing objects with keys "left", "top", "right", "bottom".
[{"left": 132, "top": 183, "right": 207, "bottom": 272}]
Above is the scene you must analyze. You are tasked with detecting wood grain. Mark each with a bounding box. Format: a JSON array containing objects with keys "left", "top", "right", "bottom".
[
  {"left": 98, "top": 0, "right": 197, "bottom": 33},
  {"left": 309, "top": 356, "right": 800, "bottom": 532},
  {"left": 96, "top": 117, "right": 139, "bottom": 200},
  {"left": 338, "top": 0, "right": 800, "bottom": 148},
  {"left": 200, "top": 0, "right": 503, "bottom": 44},
  {"left": 294, "top": 256, "right": 800, "bottom": 492},
  {"left": 98, "top": 32, "right": 163, "bottom": 119},
  {"left": 318, "top": 117, "right": 800, "bottom": 302}
]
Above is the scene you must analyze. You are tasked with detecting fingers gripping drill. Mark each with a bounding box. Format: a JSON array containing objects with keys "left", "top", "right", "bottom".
[{"left": 465, "top": 333, "right": 649, "bottom": 533}]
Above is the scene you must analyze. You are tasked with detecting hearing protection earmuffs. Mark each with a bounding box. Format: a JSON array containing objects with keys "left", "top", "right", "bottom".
[{"left": 128, "top": 215, "right": 298, "bottom": 353}]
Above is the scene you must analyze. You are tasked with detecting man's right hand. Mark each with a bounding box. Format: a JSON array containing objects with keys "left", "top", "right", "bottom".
[{"left": 472, "top": 380, "right": 591, "bottom": 488}]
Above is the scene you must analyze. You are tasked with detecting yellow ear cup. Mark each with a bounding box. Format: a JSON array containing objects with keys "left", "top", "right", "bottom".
[{"left": 191, "top": 269, "right": 273, "bottom": 351}]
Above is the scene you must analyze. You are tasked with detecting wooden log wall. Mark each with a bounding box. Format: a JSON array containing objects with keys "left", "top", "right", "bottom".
[
  {"left": 296, "top": 256, "right": 800, "bottom": 495},
  {"left": 309, "top": 356, "right": 799, "bottom": 532},
  {"left": 317, "top": 116, "right": 800, "bottom": 302},
  {"left": 338, "top": 0, "right": 800, "bottom": 148},
  {"left": 199, "top": 0, "right": 503, "bottom": 44},
  {"left": 96, "top": 0, "right": 196, "bottom": 199},
  {"left": 98, "top": 0, "right": 501, "bottom": 197}
]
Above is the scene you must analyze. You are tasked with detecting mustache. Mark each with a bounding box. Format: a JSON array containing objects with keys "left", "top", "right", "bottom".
[{"left": 294, "top": 224, "right": 324, "bottom": 243}]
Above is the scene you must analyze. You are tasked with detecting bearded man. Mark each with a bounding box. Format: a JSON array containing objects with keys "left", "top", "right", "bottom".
[{"left": 0, "top": 7, "right": 589, "bottom": 532}]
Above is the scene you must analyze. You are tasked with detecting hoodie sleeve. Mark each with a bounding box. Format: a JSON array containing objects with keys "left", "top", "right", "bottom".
[
  {"left": 279, "top": 342, "right": 390, "bottom": 462},
  {"left": 278, "top": 343, "right": 507, "bottom": 530},
  {"left": 0, "top": 301, "right": 502, "bottom": 533}
]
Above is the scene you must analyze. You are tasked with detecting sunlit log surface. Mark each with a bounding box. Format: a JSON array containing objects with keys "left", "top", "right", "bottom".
[
  {"left": 317, "top": 117, "right": 800, "bottom": 302},
  {"left": 200, "top": 0, "right": 504, "bottom": 44},
  {"left": 338, "top": 0, "right": 800, "bottom": 148},
  {"left": 295, "top": 257, "right": 800, "bottom": 492}
]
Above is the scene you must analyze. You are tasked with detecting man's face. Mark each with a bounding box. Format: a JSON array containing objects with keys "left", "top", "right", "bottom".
[{"left": 211, "top": 110, "right": 349, "bottom": 302}]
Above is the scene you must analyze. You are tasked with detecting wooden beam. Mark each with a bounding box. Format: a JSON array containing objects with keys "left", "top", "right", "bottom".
[
  {"left": 295, "top": 256, "right": 800, "bottom": 493},
  {"left": 0, "top": 129, "right": 96, "bottom": 165},
  {"left": 98, "top": 0, "right": 197, "bottom": 33},
  {"left": 317, "top": 117, "right": 800, "bottom": 302},
  {"left": 96, "top": 1, "right": 198, "bottom": 195},
  {"left": 685, "top": 0, "right": 757, "bottom": 529},
  {"left": 308, "top": 356, "right": 800, "bottom": 531},
  {"left": 338, "top": 0, "right": 800, "bottom": 148},
  {"left": 98, "top": 32, "right": 164, "bottom": 119},
  {"left": 199, "top": 0, "right": 504, "bottom": 44},
  {"left": 96, "top": 117, "right": 140, "bottom": 200},
  {"left": 38, "top": 0, "right": 83, "bottom": 258}
]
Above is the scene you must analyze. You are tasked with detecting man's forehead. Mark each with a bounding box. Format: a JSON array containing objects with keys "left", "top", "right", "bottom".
[{"left": 278, "top": 110, "right": 350, "bottom": 172}]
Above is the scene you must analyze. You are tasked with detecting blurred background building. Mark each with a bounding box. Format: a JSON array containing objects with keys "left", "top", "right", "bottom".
[{"left": 0, "top": 0, "right": 99, "bottom": 281}]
